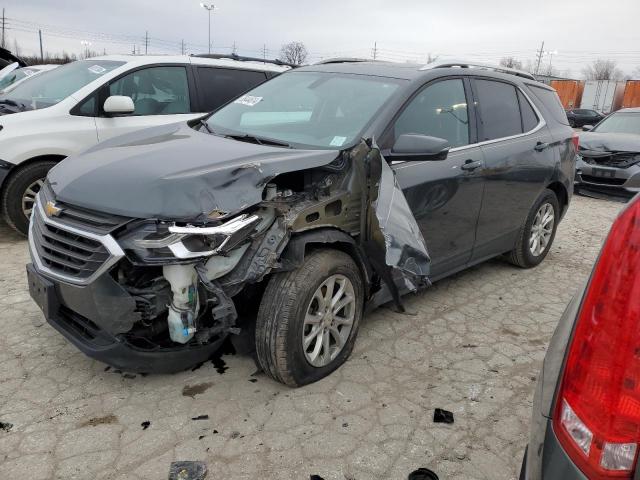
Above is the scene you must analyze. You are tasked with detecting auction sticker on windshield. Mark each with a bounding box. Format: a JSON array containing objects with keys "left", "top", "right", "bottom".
[
  {"left": 234, "top": 95, "right": 263, "bottom": 107},
  {"left": 88, "top": 65, "right": 107, "bottom": 75},
  {"left": 330, "top": 136, "right": 347, "bottom": 147}
]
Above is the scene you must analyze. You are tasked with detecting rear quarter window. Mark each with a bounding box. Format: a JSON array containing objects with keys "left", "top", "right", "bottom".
[{"left": 526, "top": 84, "right": 569, "bottom": 125}]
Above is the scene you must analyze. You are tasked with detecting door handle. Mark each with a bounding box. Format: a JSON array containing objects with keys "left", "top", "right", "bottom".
[
  {"left": 534, "top": 141, "right": 550, "bottom": 152},
  {"left": 461, "top": 159, "right": 482, "bottom": 171}
]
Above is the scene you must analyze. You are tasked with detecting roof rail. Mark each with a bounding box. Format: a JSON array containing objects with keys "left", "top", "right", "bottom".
[
  {"left": 191, "top": 53, "right": 296, "bottom": 68},
  {"left": 421, "top": 60, "right": 536, "bottom": 81},
  {"left": 315, "top": 57, "right": 382, "bottom": 65}
]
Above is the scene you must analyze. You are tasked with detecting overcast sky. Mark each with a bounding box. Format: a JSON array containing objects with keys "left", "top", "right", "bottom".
[{"left": 3, "top": 0, "right": 639, "bottom": 77}]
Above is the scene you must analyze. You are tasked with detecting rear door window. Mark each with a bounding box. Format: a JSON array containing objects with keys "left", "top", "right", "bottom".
[
  {"left": 393, "top": 78, "right": 470, "bottom": 148},
  {"left": 475, "top": 79, "right": 522, "bottom": 141},
  {"left": 196, "top": 67, "right": 268, "bottom": 112}
]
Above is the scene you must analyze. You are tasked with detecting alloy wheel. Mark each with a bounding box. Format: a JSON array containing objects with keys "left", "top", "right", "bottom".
[
  {"left": 302, "top": 274, "right": 355, "bottom": 368},
  {"left": 529, "top": 202, "right": 555, "bottom": 257},
  {"left": 21, "top": 178, "right": 44, "bottom": 219}
]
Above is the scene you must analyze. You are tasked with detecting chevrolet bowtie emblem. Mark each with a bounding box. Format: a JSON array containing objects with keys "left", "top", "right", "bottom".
[{"left": 45, "top": 201, "right": 63, "bottom": 218}]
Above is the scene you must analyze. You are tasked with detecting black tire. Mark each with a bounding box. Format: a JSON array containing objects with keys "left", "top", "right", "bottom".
[
  {"left": 508, "top": 189, "right": 560, "bottom": 268},
  {"left": 1, "top": 161, "right": 57, "bottom": 236},
  {"left": 569, "top": 119, "right": 576, "bottom": 128},
  {"left": 255, "top": 249, "right": 364, "bottom": 387}
]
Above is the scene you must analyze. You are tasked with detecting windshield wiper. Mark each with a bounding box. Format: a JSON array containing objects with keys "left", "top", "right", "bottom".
[
  {"left": 0, "top": 99, "right": 27, "bottom": 109},
  {"left": 225, "top": 133, "right": 290, "bottom": 148},
  {"left": 199, "top": 119, "right": 214, "bottom": 134}
]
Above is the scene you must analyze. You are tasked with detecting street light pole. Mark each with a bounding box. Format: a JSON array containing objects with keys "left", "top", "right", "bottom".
[
  {"left": 80, "top": 40, "right": 92, "bottom": 59},
  {"left": 200, "top": 3, "right": 215, "bottom": 54},
  {"left": 545, "top": 50, "right": 558, "bottom": 75}
]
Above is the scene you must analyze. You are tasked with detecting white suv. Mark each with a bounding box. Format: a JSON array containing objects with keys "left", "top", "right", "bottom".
[{"left": 0, "top": 54, "right": 289, "bottom": 234}]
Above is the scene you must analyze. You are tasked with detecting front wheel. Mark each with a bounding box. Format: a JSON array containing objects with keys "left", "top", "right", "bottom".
[
  {"left": 508, "top": 189, "right": 560, "bottom": 268},
  {"left": 1, "top": 161, "right": 57, "bottom": 236},
  {"left": 255, "top": 249, "right": 364, "bottom": 387}
]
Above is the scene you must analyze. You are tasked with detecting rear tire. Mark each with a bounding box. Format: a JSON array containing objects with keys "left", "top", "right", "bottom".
[
  {"left": 255, "top": 249, "right": 364, "bottom": 387},
  {"left": 2, "top": 161, "right": 57, "bottom": 236},
  {"left": 508, "top": 189, "right": 559, "bottom": 268}
]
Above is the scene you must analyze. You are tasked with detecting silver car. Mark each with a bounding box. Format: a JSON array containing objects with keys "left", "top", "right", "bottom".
[
  {"left": 522, "top": 194, "right": 640, "bottom": 479},
  {"left": 575, "top": 108, "right": 640, "bottom": 199}
]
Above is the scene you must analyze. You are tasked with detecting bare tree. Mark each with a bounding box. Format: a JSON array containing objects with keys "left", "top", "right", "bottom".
[
  {"left": 426, "top": 53, "right": 439, "bottom": 64},
  {"left": 632, "top": 66, "right": 640, "bottom": 79},
  {"left": 499, "top": 56, "right": 523, "bottom": 70},
  {"left": 582, "top": 59, "right": 624, "bottom": 81},
  {"left": 279, "top": 41, "right": 308, "bottom": 66},
  {"left": 544, "top": 64, "right": 561, "bottom": 77},
  {"left": 12, "top": 38, "right": 21, "bottom": 57}
]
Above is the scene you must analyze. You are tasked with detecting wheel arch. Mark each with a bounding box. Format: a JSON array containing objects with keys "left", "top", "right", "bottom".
[
  {"left": 0, "top": 154, "right": 66, "bottom": 197},
  {"left": 280, "top": 228, "right": 374, "bottom": 298},
  {"left": 546, "top": 181, "right": 569, "bottom": 218}
]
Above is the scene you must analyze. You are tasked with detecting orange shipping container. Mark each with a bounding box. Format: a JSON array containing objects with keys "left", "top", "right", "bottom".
[
  {"left": 550, "top": 80, "right": 584, "bottom": 109},
  {"left": 622, "top": 81, "right": 640, "bottom": 108}
]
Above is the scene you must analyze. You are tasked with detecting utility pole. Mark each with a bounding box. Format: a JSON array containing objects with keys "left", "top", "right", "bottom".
[
  {"left": 39, "top": 30, "right": 44, "bottom": 61},
  {"left": 1, "top": 9, "right": 5, "bottom": 49},
  {"left": 535, "top": 40, "right": 545, "bottom": 76},
  {"left": 372, "top": 41, "right": 378, "bottom": 61},
  {"left": 180, "top": 39, "right": 185, "bottom": 55},
  {"left": 262, "top": 44, "right": 267, "bottom": 63},
  {"left": 232, "top": 41, "right": 237, "bottom": 55},
  {"left": 144, "top": 31, "right": 149, "bottom": 55}
]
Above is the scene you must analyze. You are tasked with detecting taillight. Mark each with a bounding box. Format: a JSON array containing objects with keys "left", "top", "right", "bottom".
[
  {"left": 572, "top": 133, "right": 580, "bottom": 152},
  {"left": 553, "top": 196, "right": 640, "bottom": 478}
]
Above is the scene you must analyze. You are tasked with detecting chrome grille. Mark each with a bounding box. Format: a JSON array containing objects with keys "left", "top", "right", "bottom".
[
  {"left": 29, "top": 195, "right": 125, "bottom": 285},
  {"left": 39, "top": 183, "right": 130, "bottom": 234}
]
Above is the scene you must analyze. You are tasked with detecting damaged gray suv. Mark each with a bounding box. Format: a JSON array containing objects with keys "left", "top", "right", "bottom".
[{"left": 26, "top": 60, "right": 576, "bottom": 386}]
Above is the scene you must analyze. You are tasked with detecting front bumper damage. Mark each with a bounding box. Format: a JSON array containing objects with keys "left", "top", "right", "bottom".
[
  {"left": 574, "top": 145, "right": 640, "bottom": 200},
  {"left": 27, "top": 139, "right": 430, "bottom": 373},
  {"left": 26, "top": 264, "right": 226, "bottom": 372}
]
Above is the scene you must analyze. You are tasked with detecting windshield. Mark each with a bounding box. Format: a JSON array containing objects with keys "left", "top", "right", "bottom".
[
  {"left": 1, "top": 60, "right": 124, "bottom": 110},
  {"left": 206, "top": 71, "right": 404, "bottom": 149},
  {"left": 593, "top": 113, "right": 640, "bottom": 135}
]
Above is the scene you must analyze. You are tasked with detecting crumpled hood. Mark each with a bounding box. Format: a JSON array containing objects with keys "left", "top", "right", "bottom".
[
  {"left": 48, "top": 122, "right": 339, "bottom": 220},
  {"left": 579, "top": 132, "right": 640, "bottom": 153}
]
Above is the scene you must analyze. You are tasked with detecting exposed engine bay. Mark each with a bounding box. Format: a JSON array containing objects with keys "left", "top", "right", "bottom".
[{"left": 31, "top": 125, "right": 430, "bottom": 370}]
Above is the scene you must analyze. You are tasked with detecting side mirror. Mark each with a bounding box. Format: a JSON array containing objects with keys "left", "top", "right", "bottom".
[
  {"left": 103, "top": 95, "right": 135, "bottom": 116},
  {"left": 582, "top": 125, "right": 594, "bottom": 132},
  {"left": 389, "top": 134, "right": 450, "bottom": 161}
]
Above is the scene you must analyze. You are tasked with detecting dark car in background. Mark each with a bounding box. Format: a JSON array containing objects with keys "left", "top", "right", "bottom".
[
  {"left": 521, "top": 194, "right": 640, "bottom": 480},
  {"left": 574, "top": 108, "right": 640, "bottom": 199},
  {"left": 0, "top": 47, "right": 25, "bottom": 69},
  {"left": 566, "top": 108, "right": 605, "bottom": 128},
  {"left": 26, "top": 61, "right": 576, "bottom": 386}
]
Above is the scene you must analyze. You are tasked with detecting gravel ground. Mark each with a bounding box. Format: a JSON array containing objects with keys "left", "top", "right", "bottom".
[{"left": 0, "top": 194, "right": 624, "bottom": 480}]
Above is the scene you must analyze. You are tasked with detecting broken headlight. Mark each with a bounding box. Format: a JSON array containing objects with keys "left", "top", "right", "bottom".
[{"left": 123, "top": 214, "right": 261, "bottom": 262}]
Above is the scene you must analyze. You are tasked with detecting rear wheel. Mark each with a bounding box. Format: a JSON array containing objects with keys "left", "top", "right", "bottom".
[
  {"left": 508, "top": 189, "right": 559, "bottom": 268},
  {"left": 2, "top": 161, "right": 57, "bottom": 236},
  {"left": 255, "top": 249, "right": 364, "bottom": 387}
]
